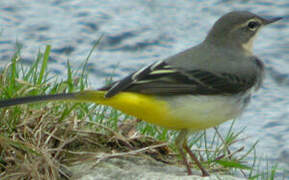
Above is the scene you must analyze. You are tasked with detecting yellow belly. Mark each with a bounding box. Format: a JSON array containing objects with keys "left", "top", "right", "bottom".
[{"left": 75, "top": 90, "right": 245, "bottom": 130}]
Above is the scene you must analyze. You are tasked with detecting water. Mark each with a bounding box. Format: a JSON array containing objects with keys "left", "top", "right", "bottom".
[{"left": 0, "top": 0, "right": 288, "bottom": 177}]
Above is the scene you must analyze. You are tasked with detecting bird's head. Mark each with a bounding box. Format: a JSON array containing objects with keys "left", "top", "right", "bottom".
[{"left": 205, "top": 11, "right": 282, "bottom": 53}]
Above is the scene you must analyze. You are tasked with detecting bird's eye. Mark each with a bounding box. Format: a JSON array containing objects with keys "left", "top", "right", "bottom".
[{"left": 247, "top": 21, "right": 259, "bottom": 30}]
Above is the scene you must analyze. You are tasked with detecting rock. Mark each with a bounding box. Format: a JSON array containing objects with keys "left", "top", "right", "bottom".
[{"left": 70, "top": 154, "right": 245, "bottom": 180}]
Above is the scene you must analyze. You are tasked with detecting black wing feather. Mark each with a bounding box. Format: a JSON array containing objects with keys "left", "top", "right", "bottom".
[{"left": 101, "top": 61, "right": 259, "bottom": 97}]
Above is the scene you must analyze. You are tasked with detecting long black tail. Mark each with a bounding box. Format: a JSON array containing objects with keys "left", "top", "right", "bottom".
[{"left": 0, "top": 93, "right": 77, "bottom": 108}]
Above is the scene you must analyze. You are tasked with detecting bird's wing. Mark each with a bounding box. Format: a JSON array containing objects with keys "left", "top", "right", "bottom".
[{"left": 102, "top": 61, "right": 258, "bottom": 98}]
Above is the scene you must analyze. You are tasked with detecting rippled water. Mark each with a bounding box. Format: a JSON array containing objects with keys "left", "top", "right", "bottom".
[{"left": 0, "top": 0, "right": 288, "bottom": 177}]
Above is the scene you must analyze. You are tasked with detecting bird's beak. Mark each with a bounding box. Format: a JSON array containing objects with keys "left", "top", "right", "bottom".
[{"left": 262, "top": 16, "right": 283, "bottom": 25}]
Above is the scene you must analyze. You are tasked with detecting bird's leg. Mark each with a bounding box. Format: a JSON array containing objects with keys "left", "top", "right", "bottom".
[
  {"left": 178, "top": 144, "right": 193, "bottom": 175},
  {"left": 175, "top": 130, "right": 192, "bottom": 175},
  {"left": 176, "top": 130, "right": 210, "bottom": 176},
  {"left": 183, "top": 141, "right": 210, "bottom": 177}
]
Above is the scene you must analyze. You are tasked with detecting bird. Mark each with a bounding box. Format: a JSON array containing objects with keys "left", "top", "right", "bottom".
[{"left": 0, "top": 11, "right": 282, "bottom": 176}]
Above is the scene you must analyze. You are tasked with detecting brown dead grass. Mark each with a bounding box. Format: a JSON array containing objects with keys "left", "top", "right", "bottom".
[{"left": 0, "top": 105, "right": 170, "bottom": 180}]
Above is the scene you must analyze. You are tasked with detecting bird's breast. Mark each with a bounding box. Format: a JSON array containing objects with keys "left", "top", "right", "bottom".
[{"left": 157, "top": 93, "right": 251, "bottom": 130}]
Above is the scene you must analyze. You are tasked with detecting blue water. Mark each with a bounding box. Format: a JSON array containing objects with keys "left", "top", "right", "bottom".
[{"left": 0, "top": 0, "right": 288, "bottom": 177}]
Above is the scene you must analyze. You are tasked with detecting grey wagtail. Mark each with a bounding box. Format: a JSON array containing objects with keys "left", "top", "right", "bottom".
[{"left": 0, "top": 11, "right": 282, "bottom": 176}]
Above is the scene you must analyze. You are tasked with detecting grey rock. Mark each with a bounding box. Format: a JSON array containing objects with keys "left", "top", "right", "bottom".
[{"left": 69, "top": 154, "right": 245, "bottom": 180}]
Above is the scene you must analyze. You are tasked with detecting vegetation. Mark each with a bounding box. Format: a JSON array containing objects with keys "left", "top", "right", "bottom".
[{"left": 0, "top": 45, "right": 282, "bottom": 179}]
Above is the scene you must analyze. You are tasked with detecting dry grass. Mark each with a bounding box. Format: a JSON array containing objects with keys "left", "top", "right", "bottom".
[{"left": 0, "top": 104, "right": 171, "bottom": 179}]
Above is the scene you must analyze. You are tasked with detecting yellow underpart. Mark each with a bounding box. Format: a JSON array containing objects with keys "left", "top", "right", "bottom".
[
  {"left": 74, "top": 90, "right": 176, "bottom": 129},
  {"left": 72, "top": 90, "right": 237, "bottom": 130}
]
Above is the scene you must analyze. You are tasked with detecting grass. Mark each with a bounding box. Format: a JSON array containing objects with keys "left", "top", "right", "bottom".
[{"left": 0, "top": 44, "right": 283, "bottom": 179}]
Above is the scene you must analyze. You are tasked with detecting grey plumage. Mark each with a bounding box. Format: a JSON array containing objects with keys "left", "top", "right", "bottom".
[{"left": 104, "top": 11, "right": 269, "bottom": 98}]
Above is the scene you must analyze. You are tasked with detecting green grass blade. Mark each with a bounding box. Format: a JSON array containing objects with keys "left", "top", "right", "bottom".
[
  {"left": 37, "top": 45, "right": 51, "bottom": 85},
  {"left": 216, "top": 159, "right": 251, "bottom": 170},
  {"left": 66, "top": 60, "right": 73, "bottom": 92}
]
